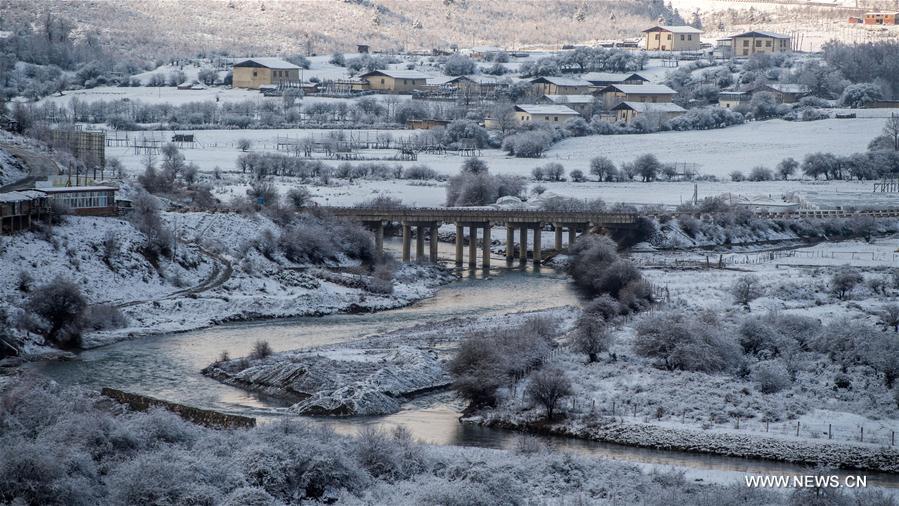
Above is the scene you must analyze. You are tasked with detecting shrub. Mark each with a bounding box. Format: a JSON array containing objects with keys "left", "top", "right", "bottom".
[
  {"left": 729, "top": 170, "right": 745, "bottom": 182},
  {"left": 402, "top": 164, "right": 437, "bottom": 180},
  {"left": 634, "top": 311, "right": 742, "bottom": 373},
  {"left": 830, "top": 269, "right": 863, "bottom": 300},
  {"left": 237, "top": 138, "right": 252, "bottom": 151},
  {"left": 840, "top": 82, "right": 882, "bottom": 108},
  {"left": 285, "top": 187, "right": 313, "bottom": 210},
  {"left": 569, "top": 169, "right": 586, "bottom": 182},
  {"left": 748, "top": 166, "right": 773, "bottom": 181},
  {"left": 249, "top": 340, "right": 273, "bottom": 360},
  {"left": 752, "top": 360, "right": 792, "bottom": 393},
  {"left": 26, "top": 277, "right": 88, "bottom": 346},
  {"left": 589, "top": 156, "right": 617, "bottom": 181},
  {"left": 443, "top": 54, "right": 476, "bottom": 76}
]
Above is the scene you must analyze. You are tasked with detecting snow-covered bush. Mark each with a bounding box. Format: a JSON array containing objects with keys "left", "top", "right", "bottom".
[
  {"left": 731, "top": 274, "right": 763, "bottom": 308},
  {"left": 572, "top": 314, "right": 613, "bottom": 362},
  {"left": 526, "top": 367, "right": 573, "bottom": 420},
  {"left": 634, "top": 311, "right": 743, "bottom": 373},
  {"left": 567, "top": 235, "right": 650, "bottom": 309},
  {"left": 26, "top": 276, "right": 88, "bottom": 346},
  {"left": 751, "top": 359, "right": 792, "bottom": 393}
]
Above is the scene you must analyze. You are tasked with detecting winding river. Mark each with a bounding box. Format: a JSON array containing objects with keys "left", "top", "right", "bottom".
[{"left": 30, "top": 241, "right": 899, "bottom": 488}]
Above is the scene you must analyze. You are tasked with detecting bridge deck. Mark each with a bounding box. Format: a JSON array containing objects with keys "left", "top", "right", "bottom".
[{"left": 323, "top": 206, "right": 638, "bottom": 225}]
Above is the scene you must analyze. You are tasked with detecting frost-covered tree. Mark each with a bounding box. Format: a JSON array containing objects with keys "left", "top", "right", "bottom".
[
  {"left": 840, "top": 82, "right": 882, "bottom": 108},
  {"left": 830, "top": 269, "right": 863, "bottom": 300},
  {"left": 461, "top": 157, "right": 488, "bottom": 175},
  {"left": 751, "top": 359, "right": 792, "bottom": 393},
  {"left": 26, "top": 277, "right": 87, "bottom": 346},
  {"left": 732, "top": 274, "right": 763, "bottom": 309},
  {"left": 589, "top": 156, "right": 617, "bottom": 182},
  {"left": 573, "top": 315, "right": 613, "bottom": 362},
  {"left": 526, "top": 367, "right": 572, "bottom": 420},
  {"left": 633, "top": 153, "right": 660, "bottom": 182},
  {"left": 443, "top": 54, "right": 476, "bottom": 76},
  {"left": 748, "top": 166, "right": 773, "bottom": 181},
  {"left": 880, "top": 303, "right": 899, "bottom": 332},
  {"left": 776, "top": 157, "right": 798, "bottom": 180}
]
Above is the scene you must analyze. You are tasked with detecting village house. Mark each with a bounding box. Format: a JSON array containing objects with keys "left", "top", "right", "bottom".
[
  {"left": 540, "top": 95, "right": 595, "bottom": 116},
  {"left": 529, "top": 76, "right": 594, "bottom": 96},
  {"left": 751, "top": 83, "right": 810, "bottom": 103},
  {"left": 597, "top": 84, "right": 677, "bottom": 110},
  {"left": 728, "top": 31, "right": 792, "bottom": 57},
  {"left": 428, "top": 75, "right": 503, "bottom": 96},
  {"left": 513, "top": 104, "right": 580, "bottom": 124},
  {"left": 643, "top": 25, "right": 702, "bottom": 51},
  {"left": 40, "top": 186, "right": 118, "bottom": 216},
  {"left": 611, "top": 101, "right": 686, "bottom": 123},
  {"left": 359, "top": 69, "right": 428, "bottom": 93},
  {"left": 581, "top": 72, "right": 648, "bottom": 87},
  {"left": 406, "top": 119, "right": 451, "bottom": 130},
  {"left": 864, "top": 12, "right": 898, "bottom": 25},
  {"left": 718, "top": 91, "right": 751, "bottom": 109},
  {"left": 232, "top": 58, "right": 301, "bottom": 89},
  {"left": 0, "top": 190, "right": 49, "bottom": 235}
]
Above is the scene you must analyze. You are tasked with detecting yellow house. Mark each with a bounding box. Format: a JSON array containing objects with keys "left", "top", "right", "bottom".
[
  {"left": 513, "top": 104, "right": 580, "bottom": 124},
  {"left": 529, "top": 76, "right": 594, "bottom": 96},
  {"left": 718, "top": 91, "right": 750, "bottom": 109},
  {"left": 359, "top": 69, "right": 428, "bottom": 93},
  {"left": 232, "top": 58, "right": 301, "bottom": 89},
  {"left": 729, "top": 31, "right": 792, "bottom": 57},
  {"left": 643, "top": 25, "right": 702, "bottom": 51},
  {"left": 611, "top": 101, "right": 686, "bottom": 122},
  {"left": 598, "top": 84, "right": 677, "bottom": 110}
]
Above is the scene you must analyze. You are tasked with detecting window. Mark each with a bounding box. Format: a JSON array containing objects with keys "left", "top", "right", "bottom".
[
  {"left": 688, "top": 34, "right": 692, "bottom": 40},
  {"left": 655, "top": 34, "right": 660, "bottom": 40},
  {"left": 755, "top": 40, "right": 762, "bottom": 47},
  {"left": 554, "top": 116, "right": 558, "bottom": 121},
  {"left": 743, "top": 49, "right": 749, "bottom": 56},
  {"left": 743, "top": 40, "right": 750, "bottom": 47},
  {"left": 765, "top": 40, "right": 772, "bottom": 47},
  {"left": 680, "top": 35, "right": 684, "bottom": 40},
  {"left": 380, "top": 78, "right": 385, "bottom": 84},
  {"left": 253, "top": 71, "right": 258, "bottom": 77},
  {"left": 666, "top": 34, "right": 671, "bottom": 40}
]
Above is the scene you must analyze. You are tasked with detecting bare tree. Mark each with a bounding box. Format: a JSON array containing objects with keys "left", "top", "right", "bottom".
[
  {"left": 884, "top": 114, "right": 899, "bottom": 151},
  {"left": 526, "top": 367, "right": 572, "bottom": 421},
  {"left": 27, "top": 277, "right": 87, "bottom": 346},
  {"left": 731, "top": 275, "right": 763, "bottom": 309}
]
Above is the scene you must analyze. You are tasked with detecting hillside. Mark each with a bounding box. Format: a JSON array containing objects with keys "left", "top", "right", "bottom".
[{"left": 0, "top": 0, "right": 674, "bottom": 59}]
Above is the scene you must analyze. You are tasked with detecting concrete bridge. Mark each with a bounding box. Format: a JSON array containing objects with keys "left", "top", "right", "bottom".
[{"left": 325, "top": 207, "right": 638, "bottom": 267}]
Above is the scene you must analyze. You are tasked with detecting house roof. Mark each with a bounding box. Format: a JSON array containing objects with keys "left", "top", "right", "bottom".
[
  {"left": 611, "top": 101, "right": 686, "bottom": 113},
  {"left": 233, "top": 58, "right": 300, "bottom": 70},
  {"left": 730, "top": 31, "right": 791, "bottom": 39},
  {"left": 360, "top": 69, "right": 429, "bottom": 79},
  {"left": 543, "top": 94, "right": 594, "bottom": 104},
  {"left": 428, "top": 74, "right": 501, "bottom": 86},
  {"left": 643, "top": 25, "right": 703, "bottom": 34},
  {"left": 514, "top": 104, "right": 580, "bottom": 115},
  {"left": 530, "top": 76, "right": 593, "bottom": 87},
  {"left": 39, "top": 186, "right": 118, "bottom": 193},
  {"left": 0, "top": 191, "right": 35, "bottom": 203},
  {"left": 758, "top": 83, "right": 811, "bottom": 94},
  {"left": 602, "top": 84, "right": 677, "bottom": 95},
  {"left": 719, "top": 91, "right": 749, "bottom": 98},
  {"left": 581, "top": 72, "right": 648, "bottom": 84}
]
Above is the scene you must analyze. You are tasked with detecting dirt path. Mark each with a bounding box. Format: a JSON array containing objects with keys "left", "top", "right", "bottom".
[{"left": 116, "top": 243, "right": 232, "bottom": 309}]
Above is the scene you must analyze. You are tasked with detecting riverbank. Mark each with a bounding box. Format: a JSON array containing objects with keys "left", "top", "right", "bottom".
[{"left": 468, "top": 413, "right": 899, "bottom": 474}]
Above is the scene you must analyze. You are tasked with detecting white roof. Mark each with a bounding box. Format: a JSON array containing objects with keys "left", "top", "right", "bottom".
[
  {"left": 234, "top": 58, "right": 300, "bottom": 70},
  {"left": 39, "top": 186, "right": 118, "bottom": 193},
  {"left": 604, "top": 84, "right": 676, "bottom": 95},
  {"left": 644, "top": 25, "right": 703, "bottom": 34},
  {"left": 361, "top": 69, "right": 429, "bottom": 79},
  {"left": 0, "top": 191, "right": 34, "bottom": 203},
  {"left": 514, "top": 104, "right": 580, "bottom": 115},
  {"left": 582, "top": 72, "right": 646, "bottom": 83},
  {"left": 730, "top": 31, "right": 791, "bottom": 39},
  {"left": 544, "top": 94, "right": 594, "bottom": 104},
  {"left": 613, "top": 101, "right": 686, "bottom": 113},
  {"left": 531, "top": 76, "right": 593, "bottom": 87},
  {"left": 758, "top": 83, "right": 810, "bottom": 94}
]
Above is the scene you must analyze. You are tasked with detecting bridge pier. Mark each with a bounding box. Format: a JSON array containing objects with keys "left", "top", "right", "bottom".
[
  {"left": 533, "top": 225, "right": 542, "bottom": 265},
  {"left": 554, "top": 223, "right": 563, "bottom": 252},
  {"left": 402, "top": 223, "right": 411, "bottom": 262},
  {"left": 519, "top": 225, "right": 528, "bottom": 264},
  {"left": 568, "top": 226, "right": 577, "bottom": 252},
  {"left": 505, "top": 226, "right": 515, "bottom": 262},
  {"left": 363, "top": 221, "right": 384, "bottom": 258},
  {"left": 482, "top": 223, "right": 491, "bottom": 269},
  {"left": 468, "top": 225, "right": 477, "bottom": 268},
  {"left": 430, "top": 223, "right": 439, "bottom": 262},
  {"left": 455, "top": 223, "right": 464, "bottom": 265},
  {"left": 415, "top": 226, "right": 425, "bottom": 262}
]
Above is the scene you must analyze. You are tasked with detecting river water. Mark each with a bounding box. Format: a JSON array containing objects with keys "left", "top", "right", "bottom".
[{"left": 30, "top": 242, "right": 899, "bottom": 488}]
